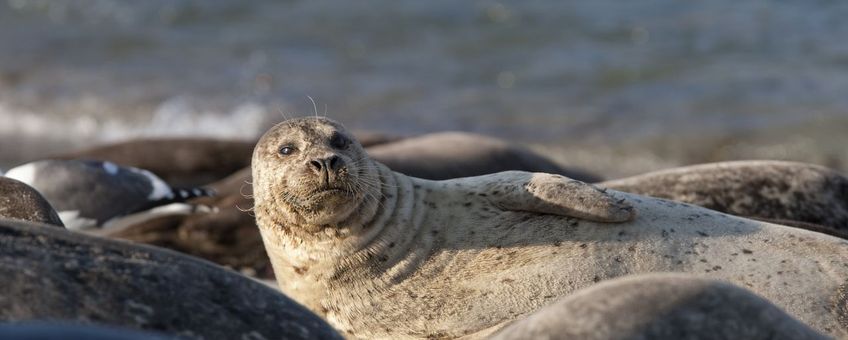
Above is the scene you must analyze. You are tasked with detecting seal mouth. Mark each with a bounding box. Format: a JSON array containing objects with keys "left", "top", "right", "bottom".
[{"left": 309, "top": 187, "right": 351, "bottom": 198}]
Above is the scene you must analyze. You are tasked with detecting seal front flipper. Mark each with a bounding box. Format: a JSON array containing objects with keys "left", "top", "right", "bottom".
[{"left": 486, "top": 171, "right": 635, "bottom": 222}]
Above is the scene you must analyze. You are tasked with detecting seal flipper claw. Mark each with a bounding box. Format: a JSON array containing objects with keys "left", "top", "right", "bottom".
[{"left": 488, "top": 172, "right": 635, "bottom": 223}]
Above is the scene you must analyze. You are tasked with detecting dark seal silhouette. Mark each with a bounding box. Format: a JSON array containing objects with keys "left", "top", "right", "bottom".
[{"left": 0, "top": 218, "right": 341, "bottom": 340}]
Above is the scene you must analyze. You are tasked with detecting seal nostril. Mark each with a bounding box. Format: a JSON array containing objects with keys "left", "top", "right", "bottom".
[
  {"left": 328, "top": 156, "right": 340, "bottom": 171},
  {"left": 310, "top": 160, "right": 323, "bottom": 171}
]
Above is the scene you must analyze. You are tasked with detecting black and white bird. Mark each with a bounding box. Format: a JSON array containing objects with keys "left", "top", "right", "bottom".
[{"left": 3, "top": 159, "right": 216, "bottom": 230}]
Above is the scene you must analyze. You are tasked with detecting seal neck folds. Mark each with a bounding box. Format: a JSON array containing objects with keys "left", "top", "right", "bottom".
[{"left": 257, "top": 162, "right": 432, "bottom": 292}]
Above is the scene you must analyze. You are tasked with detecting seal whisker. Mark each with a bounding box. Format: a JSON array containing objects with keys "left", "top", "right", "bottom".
[
  {"left": 307, "top": 96, "right": 320, "bottom": 118},
  {"left": 276, "top": 105, "right": 289, "bottom": 121},
  {"left": 236, "top": 203, "right": 255, "bottom": 214},
  {"left": 239, "top": 183, "right": 253, "bottom": 199}
]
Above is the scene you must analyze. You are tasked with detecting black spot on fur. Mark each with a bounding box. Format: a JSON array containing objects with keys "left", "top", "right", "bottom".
[
  {"left": 742, "top": 249, "right": 754, "bottom": 254},
  {"left": 293, "top": 266, "right": 308, "bottom": 275}
]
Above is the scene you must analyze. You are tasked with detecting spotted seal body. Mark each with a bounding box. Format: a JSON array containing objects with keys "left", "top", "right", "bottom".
[
  {"left": 252, "top": 118, "right": 848, "bottom": 339},
  {"left": 492, "top": 273, "right": 828, "bottom": 340},
  {"left": 602, "top": 161, "right": 848, "bottom": 234},
  {"left": 0, "top": 177, "right": 64, "bottom": 227}
]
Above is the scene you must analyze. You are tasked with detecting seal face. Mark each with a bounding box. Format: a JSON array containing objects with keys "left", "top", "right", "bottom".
[{"left": 252, "top": 118, "right": 381, "bottom": 233}]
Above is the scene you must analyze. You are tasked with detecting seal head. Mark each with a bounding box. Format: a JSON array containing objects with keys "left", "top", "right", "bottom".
[{"left": 252, "top": 118, "right": 380, "bottom": 234}]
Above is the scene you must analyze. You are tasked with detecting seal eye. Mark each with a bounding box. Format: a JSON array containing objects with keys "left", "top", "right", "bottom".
[
  {"left": 279, "top": 146, "right": 295, "bottom": 155},
  {"left": 330, "top": 132, "right": 349, "bottom": 149}
]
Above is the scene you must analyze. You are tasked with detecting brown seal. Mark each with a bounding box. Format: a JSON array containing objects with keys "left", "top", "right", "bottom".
[{"left": 251, "top": 117, "right": 848, "bottom": 339}]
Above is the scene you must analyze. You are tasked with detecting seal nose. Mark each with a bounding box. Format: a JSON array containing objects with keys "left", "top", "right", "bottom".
[{"left": 309, "top": 155, "right": 342, "bottom": 174}]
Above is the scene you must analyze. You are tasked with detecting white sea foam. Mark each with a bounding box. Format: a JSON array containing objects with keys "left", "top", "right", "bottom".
[
  {"left": 0, "top": 98, "right": 280, "bottom": 145},
  {"left": 99, "top": 97, "right": 279, "bottom": 141}
]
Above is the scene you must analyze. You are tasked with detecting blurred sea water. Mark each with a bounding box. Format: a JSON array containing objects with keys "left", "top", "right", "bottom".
[{"left": 1, "top": 0, "right": 847, "bottom": 178}]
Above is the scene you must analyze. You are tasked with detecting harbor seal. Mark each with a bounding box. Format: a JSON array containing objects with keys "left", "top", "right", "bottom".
[
  {"left": 0, "top": 217, "right": 341, "bottom": 340},
  {"left": 492, "top": 273, "right": 827, "bottom": 340},
  {"left": 602, "top": 160, "right": 848, "bottom": 235},
  {"left": 252, "top": 117, "right": 848, "bottom": 339}
]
